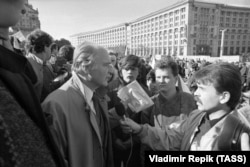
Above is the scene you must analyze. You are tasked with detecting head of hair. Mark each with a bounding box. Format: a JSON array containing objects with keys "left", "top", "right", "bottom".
[
  {"left": 118, "top": 54, "right": 142, "bottom": 71},
  {"left": 146, "top": 69, "right": 156, "bottom": 82},
  {"left": 50, "top": 43, "right": 58, "bottom": 52},
  {"left": 193, "top": 62, "right": 241, "bottom": 110},
  {"left": 154, "top": 60, "right": 179, "bottom": 77},
  {"left": 25, "top": 29, "right": 53, "bottom": 54},
  {"left": 59, "top": 45, "right": 74, "bottom": 62},
  {"left": 72, "top": 41, "right": 102, "bottom": 73}
]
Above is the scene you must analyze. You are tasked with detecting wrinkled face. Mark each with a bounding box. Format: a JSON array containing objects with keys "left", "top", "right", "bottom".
[
  {"left": 0, "top": 0, "right": 25, "bottom": 27},
  {"left": 194, "top": 82, "right": 222, "bottom": 113},
  {"left": 155, "top": 68, "right": 177, "bottom": 93},
  {"left": 121, "top": 66, "right": 139, "bottom": 84},
  {"left": 89, "top": 48, "right": 112, "bottom": 87}
]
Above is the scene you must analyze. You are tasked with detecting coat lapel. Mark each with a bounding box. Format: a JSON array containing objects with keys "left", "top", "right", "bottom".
[
  {"left": 189, "top": 116, "right": 204, "bottom": 147},
  {"left": 71, "top": 74, "right": 103, "bottom": 146}
]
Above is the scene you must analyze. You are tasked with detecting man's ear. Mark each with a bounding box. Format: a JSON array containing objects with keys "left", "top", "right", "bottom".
[{"left": 220, "top": 91, "right": 230, "bottom": 104}]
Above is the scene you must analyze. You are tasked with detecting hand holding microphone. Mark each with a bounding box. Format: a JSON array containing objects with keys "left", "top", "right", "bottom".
[{"left": 120, "top": 115, "right": 142, "bottom": 134}]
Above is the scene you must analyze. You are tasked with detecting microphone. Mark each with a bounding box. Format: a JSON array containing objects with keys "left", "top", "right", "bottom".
[{"left": 114, "top": 103, "right": 126, "bottom": 117}]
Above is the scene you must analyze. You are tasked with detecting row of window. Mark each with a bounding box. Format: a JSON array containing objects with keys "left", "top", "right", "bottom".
[
  {"left": 132, "top": 21, "right": 187, "bottom": 34},
  {"left": 79, "top": 29, "right": 126, "bottom": 38},
  {"left": 221, "top": 47, "right": 250, "bottom": 55},
  {"left": 192, "top": 27, "right": 249, "bottom": 34},
  {"left": 193, "top": 39, "right": 250, "bottom": 45},
  {"left": 78, "top": 40, "right": 126, "bottom": 46},
  {"left": 130, "top": 47, "right": 184, "bottom": 55},
  {"left": 131, "top": 7, "right": 187, "bottom": 30},
  {"left": 220, "top": 11, "right": 250, "bottom": 17},
  {"left": 223, "top": 34, "right": 249, "bottom": 39},
  {"left": 192, "top": 33, "right": 250, "bottom": 39},
  {"left": 194, "top": 7, "right": 250, "bottom": 18},
  {"left": 219, "top": 41, "right": 250, "bottom": 46},
  {"left": 132, "top": 26, "right": 186, "bottom": 36},
  {"left": 130, "top": 46, "right": 250, "bottom": 56},
  {"left": 80, "top": 39, "right": 125, "bottom": 43},
  {"left": 132, "top": 17, "right": 186, "bottom": 30},
  {"left": 220, "top": 17, "right": 249, "bottom": 23},
  {"left": 131, "top": 40, "right": 186, "bottom": 46},
  {"left": 220, "top": 23, "right": 248, "bottom": 28},
  {"left": 78, "top": 35, "right": 125, "bottom": 40}
]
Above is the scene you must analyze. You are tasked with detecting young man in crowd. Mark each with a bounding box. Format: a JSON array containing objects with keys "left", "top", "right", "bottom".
[
  {"left": 42, "top": 42, "right": 114, "bottom": 167},
  {"left": 0, "top": 0, "right": 65, "bottom": 166},
  {"left": 108, "top": 49, "right": 119, "bottom": 81},
  {"left": 108, "top": 54, "right": 150, "bottom": 167},
  {"left": 121, "top": 62, "right": 250, "bottom": 151},
  {"left": 140, "top": 60, "right": 196, "bottom": 165},
  {"left": 25, "top": 29, "right": 54, "bottom": 100}
]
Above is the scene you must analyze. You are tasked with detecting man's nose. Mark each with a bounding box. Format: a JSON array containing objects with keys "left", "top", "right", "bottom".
[
  {"left": 159, "top": 77, "right": 166, "bottom": 83},
  {"left": 194, "top": 89, "right": 199, "bottom": 96},
  {"left": 126, "top": 69, "right": 133, "bottom": 73}
]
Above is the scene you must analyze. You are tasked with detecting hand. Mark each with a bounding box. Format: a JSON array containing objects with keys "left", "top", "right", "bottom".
[
  {"left": 120, "top": 120, "right": 133, "bottom": 134},
  {"left": 241, "top": 133, "right": 250, "bottom": 151},
  {"left": 114, "top": 138, "right": 132, "bottom": 150},
  {"left": 120, "top": 116, "right": 142, "bottom": 134}
]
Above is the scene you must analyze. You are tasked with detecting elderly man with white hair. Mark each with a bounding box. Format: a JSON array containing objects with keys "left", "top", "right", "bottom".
[{"left": 42, "top": 42, "right": 114, "bottom": 167}]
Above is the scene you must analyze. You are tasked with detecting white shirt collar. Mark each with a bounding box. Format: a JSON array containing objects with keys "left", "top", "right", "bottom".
[{"left": 72, "top": 71, "right": 96, "bottom": 114}]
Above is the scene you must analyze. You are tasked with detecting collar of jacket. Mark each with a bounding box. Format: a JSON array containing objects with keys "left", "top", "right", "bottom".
[
  {"left": 189, "top": 112, "right": 207, "bottom": 145},
  {"left": 70, "top": 72, "right": 92, "bottom": 111},
  {"left": 70, "top": 72, "right": 110, "bottom": 113},
  {"left": 0, "top": 45, "right": 27, "bottom": 73}
]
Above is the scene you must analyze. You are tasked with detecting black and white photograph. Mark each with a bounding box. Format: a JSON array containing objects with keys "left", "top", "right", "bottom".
[{"left": 1, "top": 0, "right": 250, "bottom": 167}]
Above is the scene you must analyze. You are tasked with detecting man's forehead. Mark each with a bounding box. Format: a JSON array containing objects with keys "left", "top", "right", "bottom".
[
  {"left": 196, "top": 81, "right": 213, "bottom": 87},
  {"left": 155, "top": 68, "right": 173, "bottom": 74}
]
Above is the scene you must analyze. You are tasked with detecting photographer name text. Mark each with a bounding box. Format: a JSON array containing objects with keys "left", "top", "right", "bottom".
[{"left": 149, "top": 154, "right": 246, "bottom": 164}]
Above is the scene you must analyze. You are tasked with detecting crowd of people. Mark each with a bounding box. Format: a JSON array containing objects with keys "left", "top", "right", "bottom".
[{"left": 0, "top": 1, "right": 250, "bottom": 167}]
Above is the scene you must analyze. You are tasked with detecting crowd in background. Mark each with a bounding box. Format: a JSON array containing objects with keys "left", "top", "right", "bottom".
[{"left": 1, "top": 1, "right": 250, "bottom": 167}]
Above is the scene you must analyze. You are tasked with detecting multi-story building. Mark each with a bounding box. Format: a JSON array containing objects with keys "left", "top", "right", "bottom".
[
  {"left": 70, "top": 0, "right": 250, "bottom": 57},
  {"left": 70, "top": 23, "right": 128, "bottom": 49},
  {"left": 129, "top": 0, "right": 189, "bottom": 56},
  {"left": 189, "top": 0, "right": 250, "bottom": 57},
  {"left": 13, "top": 0, "right": 41, "bottom": 36}
]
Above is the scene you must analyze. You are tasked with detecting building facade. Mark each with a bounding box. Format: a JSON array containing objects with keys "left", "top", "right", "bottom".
[
  {"left": 70, "top": 0, "right": 250, "bottom": 57},
  {"left": 70, "top": 23, "right": 128, "bottom": 49},
  {"left": 13, "top": 0, "right": 41, "bottom": 37}
]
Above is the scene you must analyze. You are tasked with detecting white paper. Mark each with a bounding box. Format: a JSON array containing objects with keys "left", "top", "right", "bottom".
[{"left": 117, "top": 80, "right": 154, "bottom": 113}]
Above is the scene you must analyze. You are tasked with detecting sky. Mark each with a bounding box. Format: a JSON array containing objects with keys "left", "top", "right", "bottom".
[{"left": 29, "top": 0, "right": 250, "bottom": 40}]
